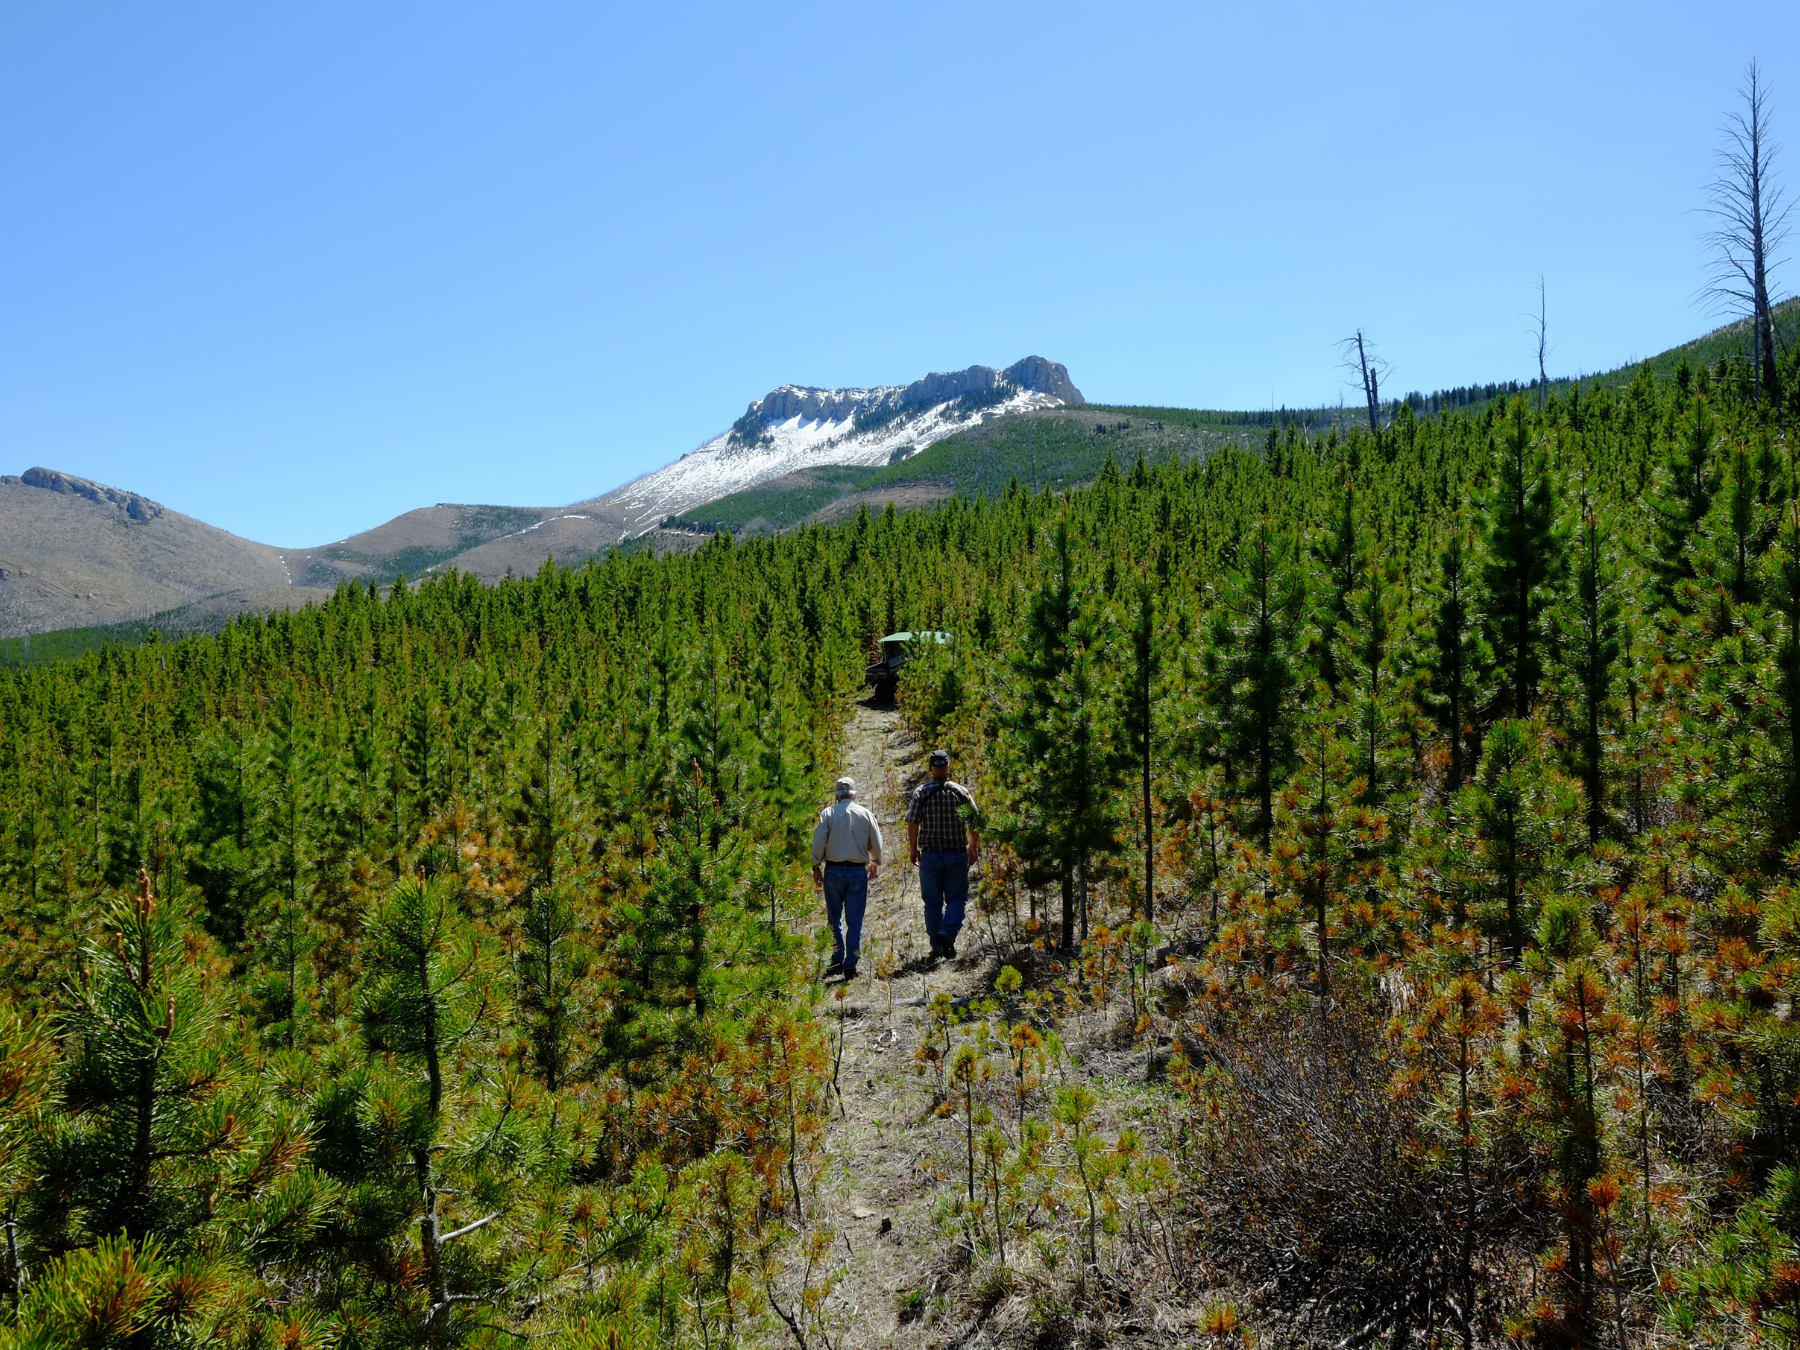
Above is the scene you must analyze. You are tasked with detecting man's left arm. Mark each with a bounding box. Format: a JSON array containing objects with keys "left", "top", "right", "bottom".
[{"left": 864, "top": 809, "right": 883, "bottom": 880}]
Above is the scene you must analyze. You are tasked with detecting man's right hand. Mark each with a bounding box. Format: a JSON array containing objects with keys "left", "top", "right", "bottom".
[{"left": 909, "top": 849, "right": 920, "bottom": 867}]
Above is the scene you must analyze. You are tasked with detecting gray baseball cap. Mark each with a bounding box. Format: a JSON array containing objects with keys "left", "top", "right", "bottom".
[{"left": 835, "top": 776, "right": 856, "bottom": 797}]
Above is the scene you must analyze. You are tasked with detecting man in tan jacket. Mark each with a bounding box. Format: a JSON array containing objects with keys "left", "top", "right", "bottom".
[{"left": 812, "top": 776, "right": 882, "bottom": 979}]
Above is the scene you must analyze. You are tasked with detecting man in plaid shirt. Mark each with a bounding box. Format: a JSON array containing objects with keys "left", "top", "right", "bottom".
[{"left": 906, "top": 748, "right": 980, "bottom": 959}]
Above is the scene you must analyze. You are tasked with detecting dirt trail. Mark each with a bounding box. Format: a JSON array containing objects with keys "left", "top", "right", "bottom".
[{"left": 809, "top": 700, "right": 997, "bottom": 1350}]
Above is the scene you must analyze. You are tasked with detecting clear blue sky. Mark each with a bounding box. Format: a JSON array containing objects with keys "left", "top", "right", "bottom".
[{"left": 2, "top": 2, "right": 1796, "bottom": 546}]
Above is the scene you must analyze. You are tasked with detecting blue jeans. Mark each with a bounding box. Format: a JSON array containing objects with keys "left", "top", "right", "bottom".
[
  {"left": 919, "top": 849, "right": 968, "bottom": 942},
  {"left": 822, "top": 864, "right": 868, "bottom": 969}
]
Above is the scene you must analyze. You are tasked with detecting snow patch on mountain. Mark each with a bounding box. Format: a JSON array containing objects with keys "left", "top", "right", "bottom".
[{"left": 595, "top": 389, "right": 1057, "bottom": 536}]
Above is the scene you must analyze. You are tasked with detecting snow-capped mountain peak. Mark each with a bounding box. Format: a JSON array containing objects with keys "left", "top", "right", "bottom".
[{"left": 588, "top": 357, "right": 1082, "bottom": 537}]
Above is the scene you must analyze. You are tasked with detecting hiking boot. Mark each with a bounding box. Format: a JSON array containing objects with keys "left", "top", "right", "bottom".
[
  {"left": 825, "top": 958, "right": 844, "bottom": 979},
  {"left": 941, "top": 935, "right": 958, "bottom": 959},
  {"left": 841, "top": 964, "right": 858, "bottom": 980}
]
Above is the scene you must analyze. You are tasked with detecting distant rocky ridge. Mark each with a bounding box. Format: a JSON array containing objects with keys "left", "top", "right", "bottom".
[
  {"left": 3, "top": 467, "right": 166, "bottom": 521},
  {"left": 0, "top": 468, "right": 307, "bottom": 638},
  {"left": 2, "top": 357, "right": 1080, "bottom": 638}
]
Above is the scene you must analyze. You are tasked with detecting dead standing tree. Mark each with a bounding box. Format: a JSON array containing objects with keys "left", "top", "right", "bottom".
[
  {"left": 1704, "top": 59, "right": 1791, "bottom": 406},
  {"left": 1531, "top": 277, "right": 1549, "bottom": 409},
  {"left": 1342, "top": 330, "right": 1390, "bottom": 441}
]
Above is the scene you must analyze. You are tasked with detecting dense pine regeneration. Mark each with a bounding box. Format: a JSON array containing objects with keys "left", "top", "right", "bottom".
[
  {"left": 0, "top": 543, "right": 854, "bottom": 1348},
  {"left": 8, "top": 352, "right": 1800, "bottom": 1346}
]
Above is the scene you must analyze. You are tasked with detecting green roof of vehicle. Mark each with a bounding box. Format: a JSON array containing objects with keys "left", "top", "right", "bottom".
[{"left": 878, "top": 631, "right": 951, "bottom": 644}]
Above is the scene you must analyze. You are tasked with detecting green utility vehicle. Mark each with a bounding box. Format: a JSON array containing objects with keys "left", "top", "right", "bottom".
[{"left": 864, "top": 630, "right": 950, "bottom": 703}]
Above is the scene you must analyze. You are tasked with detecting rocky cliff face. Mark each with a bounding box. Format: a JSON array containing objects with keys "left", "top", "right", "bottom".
[
  {"left": 1000, "top": 356, "right": 1083, "bottom": 406},
  {"left": 737, "top": 356, "right": 1083, "bottom": 432}
]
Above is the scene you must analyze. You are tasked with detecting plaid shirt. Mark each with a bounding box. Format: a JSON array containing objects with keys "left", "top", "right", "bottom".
[{"left": 906, "top": 778, "right": 976, "bottom": 853}]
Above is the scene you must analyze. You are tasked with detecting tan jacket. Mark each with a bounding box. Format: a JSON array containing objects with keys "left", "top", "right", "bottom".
[{"left": 812, "top": 799, "right": 884, "bottom": 865}]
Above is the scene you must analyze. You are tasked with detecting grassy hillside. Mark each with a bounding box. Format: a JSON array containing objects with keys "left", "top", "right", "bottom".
[
  {"left": 285, "top": 503, "right": 550, "bottom": 588},
  {"left": 662, "top": 464, "right": 884, "bottom": 535}
]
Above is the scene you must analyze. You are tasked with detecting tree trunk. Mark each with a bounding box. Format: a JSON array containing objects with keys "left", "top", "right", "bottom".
[
  {"left": 127, "top": 1057, "right": 154, "bottom": 1242},
  {"left": 1061, "top": 866, "right": 1075, "bottom": 956},
  {"left": 5, "top": 1202, "right": 21, "bottom": 1310},
  {"left": 1315, "top": 881, "right": 1329, "bottom": 1000},
  {"left": 688, "top": 899, "right": 707, "bottom": 1018},
  {"left": 1356, "top": 331, "right": 1381, "bottom": 438},
  {"left": 1516, "top": 476, "right": 1532, "bottom": 720},
  {"left": 1536, "top": 278, "right": 1549, "bottom": 410},
  {"left": 1142, "top": 734, "right": 1154, "bottom": 922},
  {"left": 417, "top": 1152, "right": 447, "bottom": 1345},
  {"left": 1448, "top": 656, "right": 1463, "bottom": 793},
  {"left": 418, "top": 937, "right": 446, "bottom": 1343}
]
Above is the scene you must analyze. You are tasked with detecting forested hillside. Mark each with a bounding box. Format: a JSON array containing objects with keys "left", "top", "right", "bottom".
[
  {"left": 7, "top": 348, "right": 1800, "bottom": 1346},
  {"left": 670, "top": 306, "right": 1800, "bottom": 542}
]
